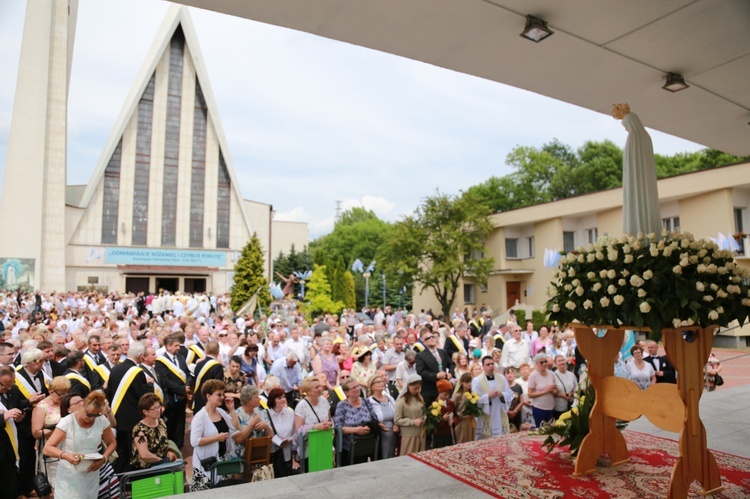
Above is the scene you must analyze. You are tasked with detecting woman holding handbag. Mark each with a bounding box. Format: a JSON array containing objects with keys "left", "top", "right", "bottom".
[
  {"left": 266, "top": 387, "right": 297, "bottom": 477},
  {"left": 32, "top": 376, "right": 71, "bottom": 497},
  {"left": 190, "top": 379, "right": 237, "bottom": 491}
]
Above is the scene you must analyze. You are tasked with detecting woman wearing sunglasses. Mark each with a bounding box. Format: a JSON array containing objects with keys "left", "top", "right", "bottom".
[{"left": 43, "top": 391, "right": 117, "bottom": 499}]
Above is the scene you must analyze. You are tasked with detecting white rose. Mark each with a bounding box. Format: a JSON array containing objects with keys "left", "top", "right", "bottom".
[
  {"left": 564, "top": 284, "right": 573, "bottom": 292},
  {"left": 681, "top": 238, "right": 690, "bottom": 248},
  {"left": 583, "top": 300, "right": 593, "bottom": 310},
  {"left": 697, "top": 264, "right": 707, "bottom": 273},
  {"left": 572, "top": 279, "right": 581, "bottom": 287},
  {"left": 622, "top": 244, "right": 631, "bottom": 254},
  {"left": 696, "top": 282, "right": 705, "bottom": 292},
  {"left": 698, "top": 249, "right": 707, "bottom": 258},
  {"left": 708, "top": 310, "right": 719, "bottom": 321},
  {"left": 680, "top": 258, "right": 689, "bottom": 267},
  {"left": 707, "top": 264, "right": 717, "bottom": 273},
  {"left": 614, "top": 295, "right": 625, "bottom": 305},
  {"left": 607, "top": 269, "right": 616, "bottom": 279},
  {"left": 587, "top": 253, "right": 596, "bottom": 263},
  {"left": 639, "top": 302, "right": 651, "bottom": 313},
  {"left": 630, "top": 275, "right": 644, "bottom": 287},
  {"left": 599, "top": 270, "right": 608, "bottom": 279},
  {"left": 647, "top": 232, "right": 656, "bottom": 240},
  {"left": 742, "top": 298, "right": 750, "bottom": 306},
  {"left": 637, "top": 289, "right": 647, "bottom": 298},
  {"left": 565, "top": 301, "right": 577, "bottom": 310},
  {"left": 688, "top": 255, "right": 698, "bottom": 264},
  {"left": 596, "top": 251, "right": 604, "bottom": 260},
  {"left": 578, "top": 254, "right": 585, "bottom": 263},
  {"left": 663, "top": 247, "right": 673, "bottom": 257},
  {"left": 575, "top": 286, "right": 584, "bottom": 296},
  {"left": 607, "top": 285, "right": 617, "bottom": 295},
  {"left": 600, "top": 297, "right": 610, "bottom": 307},
  {"left": 727, "top": 285, "right": 741, "bottom": 294},
  {"left": 650, "top": 246, "right": 659, "bottom": 257},
  {"left": 569, "top": 268, "right": 576, "bottom": 277},
  {"left": 618, "top": 279, "right": 626, "bottom": 287},
  {"left": 717, "top": 306, "right": 724, "bottom": 314},
  {"left": 643, "top": 270, "right": 653, "bottom": 280},
  {"left": 592, "top": 283, "right": 602, "bottom": 292},
  {"left": 608, "top": 251, "right": 618, "bottom": 262},
  {"left": 716, "top": 289, "right": 728, "bottom": 298},
  {"left": 703, "top": 295, "right": 714, "bottom": 302},
  {"left": 587, "top": 272, "right": 596, "bottom": 280},
  {"left": 624, "top": 254, "right": 634, "bottom": 264},
  {"left": 621, "top": 269, "right": 630, "bottom": 277},
  {"left": 552, "top": 304, "right": 560, "bottom": 313},
  {"left": 547, "top": 286, "right": 558, "bottom": 298},
  {"left": 717, "top": 266, "right": 728, "bottom": 275},
  {"left": 673, "top": 265, "right": 682, "bottom": 274},
  {"left": 710, "top": 283, "right": 718, "bottom": 291}
]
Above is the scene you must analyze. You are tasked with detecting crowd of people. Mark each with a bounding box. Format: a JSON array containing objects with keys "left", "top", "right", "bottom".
[{"left": 0, "top": 290, "right": 724, "bottom": 497}]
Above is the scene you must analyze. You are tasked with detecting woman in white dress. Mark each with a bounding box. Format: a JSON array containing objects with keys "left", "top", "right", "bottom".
[
  {"left": 627, "top": 345, "right": 656, "bottom": 390},
  {"left": 43, "top": 391, "right": 117, "bottom": 499}
]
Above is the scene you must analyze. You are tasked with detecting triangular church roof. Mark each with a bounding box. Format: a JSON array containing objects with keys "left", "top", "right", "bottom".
[{"left": 76, "top": 5, "right": 252, "bottom": 232}]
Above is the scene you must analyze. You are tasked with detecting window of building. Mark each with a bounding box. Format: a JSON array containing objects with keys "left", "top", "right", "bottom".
[
  {"left": 586, "top": 228, "right": 598, "bottom": 245},
  {"left": 216, "top": 154, "right": 231, "bottom": 248},
  {"left": 101, "top": 141, "right": 122, "bottom": 244},
  {"left": 189, "top": 81, "right": 207, "bottom": 248},
  {"left": 662, "top": 217, "right": 680, "bottom": 233},
  {"left": 132, "top": 74, "right": 155, "bottom": 246},
  {"left": 161, "top": 29, "right": 184, "bottom": 247},
  {"left": 735, "top": 208, "right": 744, "bottom": 234},
  {"left": 563, "top": 231, "right": 575, "bottom": 252},
  {"left": 464, "top": 284, "right": 475, "bottom": 304},
  {"left": 528, "top": 236, "right": 535, "bottom": 258},
  {"left": 464, "top": 249, "right": 484, "bottom": 261},
  {"left": 505, "top": 238, "right": 518, "bottom": 259}
]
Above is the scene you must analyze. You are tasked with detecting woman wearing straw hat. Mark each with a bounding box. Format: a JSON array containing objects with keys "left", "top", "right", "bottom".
[{"left": 394, "top": 374, "right": 425, "bottom": 455}]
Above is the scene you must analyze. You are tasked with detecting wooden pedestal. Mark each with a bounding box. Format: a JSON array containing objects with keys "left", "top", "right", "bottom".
[{"left": 573, "top": 325, "right": 722, "bottom": 498}]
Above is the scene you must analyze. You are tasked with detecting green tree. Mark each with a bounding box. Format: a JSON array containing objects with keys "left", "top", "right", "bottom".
[
  {"left": 378, "top": 191, "right": 494, "bottom": 319},
  {"left": 330, "top": 256, "right": 347, "bottom": 303},
  {"left": 231, "top": 232, "right": 270, "bottom": 313},
  {"left": 305, "top": 264, "right": 345, "bottom": 318},
  {"left": 343, "top": 270, "right": 357, "bottom": 309},
  {"left": 273, "top": 244, "right": 313, "bottom": 278}
]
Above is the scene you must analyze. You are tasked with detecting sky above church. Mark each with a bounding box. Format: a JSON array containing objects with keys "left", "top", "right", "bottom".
[{"left": 0, "top": 0, "right": 704, "bottom": 239}]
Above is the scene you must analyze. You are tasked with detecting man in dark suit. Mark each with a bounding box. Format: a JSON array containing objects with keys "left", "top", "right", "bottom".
[
  {"left": 645, "top": 341, "right": 676, "bottom": 383},
  {"left": 0, "top": 365, "right": 24, "bottom": 499},
  {"left": 415, "top": 328, "right": 454, "bottom": 409},
  {"left": 65, "top": 351, "right": 92, "bottom": 397},
  {"left": 15, "top": 349, "right": 49, "bottom": 497},
  {"left": 156, "top": 334, "right": 191, "bottom": 449},
  {"left": 191, "top": 341, "right": 223, "bottom": 413},
  {"left": 443, "top": 322, "right": 470, "bottom": 359},
  {"left": 106, "top": 341, "right": 152, "bottom": 473}
]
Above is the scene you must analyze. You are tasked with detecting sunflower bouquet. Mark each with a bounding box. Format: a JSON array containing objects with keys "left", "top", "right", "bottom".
[
  {"left": 460, "top": 391, "right": 484, "bottom": 418},
  {"left": 423, "top": 399, "right": 445, "bottom": 434},
  {"left": 534, "top": 366, "right": 596, "bottom": 457}
]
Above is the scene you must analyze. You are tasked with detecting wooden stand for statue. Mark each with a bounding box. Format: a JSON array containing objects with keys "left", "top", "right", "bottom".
[{"left": 573, "top": 325, "right": 723, "bottom": 498}]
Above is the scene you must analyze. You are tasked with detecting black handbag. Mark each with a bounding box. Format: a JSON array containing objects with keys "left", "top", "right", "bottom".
[
  {"left": 199, "top": 456, "right": 218, "bottom": 470},
  {"left": 714, "top": 373, "right": 724, "bottom": 386},
  {"left": 34, "top": 433, "right": 53, "bottom": 496},
  {"left": 363, "top": 398, "right": 381, "bottom": 437}
]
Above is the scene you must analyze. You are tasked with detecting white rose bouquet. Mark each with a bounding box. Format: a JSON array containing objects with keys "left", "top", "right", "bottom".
[{"left": 545, "top": 231, "right": 750, "bottom": 332}]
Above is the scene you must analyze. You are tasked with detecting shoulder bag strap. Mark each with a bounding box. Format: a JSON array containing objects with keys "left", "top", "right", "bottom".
[
  {"left": 304, "top": 398, "right": 321, "bottom": 423},
  {"left": 554, "top": 371, "right": 570, "bottom": 393},
  {"left": 265, "top": 409, "right": 278, "bottom": 435}
]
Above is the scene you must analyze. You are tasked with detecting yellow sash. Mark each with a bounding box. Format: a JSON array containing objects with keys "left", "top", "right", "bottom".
[
  {"left": 448, "top": 335, "right": 465, "bottom": 353},
  {"left": 156, "top": 356, "right": 187, "bottom": 384},
  {"left": 186, "top": 345, "right": 205, "bottom": 365},
  {"left": 14, "top": 372, "right": 39, "bottom": 400},
  {"left": 194, "top": 359, "right": 219, "bottom": 394},
  {"left": 0, "top": 400, "right": 18, "bottom": 464},
  {"left": 413, "top": 343, "right": 424, "bottom": 352},
  {"left": 93, "top": 364, "right": 110, "bottom": 383},
  {"left": 153, "top": 382, "right": 164, "bottom": 403},
  {"left": 333, "top": 386, "right": 346, "bottom": 401},
  {"left": 493, "top": 334, "right": 505, "bottom": 345},
  {"left": 83, "top": 354, "right": 97, "bottom": 371},
  {"left": 259, "top": 397, "right": 268, "bottom": 410},
  {"left": 111, "top": 366, "right": 142, "bottom": 416},
  {"left": 65, "top": 371, "right": 91, "bottom": 390}
]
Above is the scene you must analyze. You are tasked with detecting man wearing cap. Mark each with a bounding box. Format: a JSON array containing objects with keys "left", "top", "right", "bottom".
[{"left": 472, "top": 355, "right": 514, "bottom": 440}]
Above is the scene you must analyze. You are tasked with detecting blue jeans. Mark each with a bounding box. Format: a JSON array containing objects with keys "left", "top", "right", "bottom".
[{"left": 532, "top": 406, "right": 555, "bottom": 428}]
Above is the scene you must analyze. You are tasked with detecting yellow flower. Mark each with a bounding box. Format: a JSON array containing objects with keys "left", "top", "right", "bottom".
[
  {"left": 431, "top": 409, "right": 440, "bottom": 417},
  {"left": 580, "top": 396, "right": 586, "bottom": 405},
  {"left": 572, "top": 407, "right": 579, "bottom": 415},
  {"left": 557, "top": 410, "right": 572, "bottom": 422},
  {"left": 555, "top": 420, "right": 566, "bottom": 427}
]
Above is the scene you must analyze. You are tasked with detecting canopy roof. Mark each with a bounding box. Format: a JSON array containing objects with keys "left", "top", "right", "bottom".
[{"left": 173, "top": 0, "right": 750, "bottom": 156}]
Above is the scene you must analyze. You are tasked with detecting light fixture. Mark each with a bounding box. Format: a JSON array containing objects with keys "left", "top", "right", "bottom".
[
  {"left": 520, "top": 15, "right": 554, "bottom": 43},
  {"left": 662, "top": 72, "right": 689, "bottom": 92}
]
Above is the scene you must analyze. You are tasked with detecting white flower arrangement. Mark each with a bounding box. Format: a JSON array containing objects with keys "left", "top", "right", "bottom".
[{"left": 545, "top": 231, "right": 750, "bottom": 332}]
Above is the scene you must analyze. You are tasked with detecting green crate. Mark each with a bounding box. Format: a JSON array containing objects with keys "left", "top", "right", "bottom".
[{"left": 131, "top": 470, "right": 183, "bottom": 498}]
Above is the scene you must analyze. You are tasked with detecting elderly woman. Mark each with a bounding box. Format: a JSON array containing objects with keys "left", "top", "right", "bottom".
[
  {"left": 551, "top": 355, "right": 577, "bottom": 419},
  {"left": 705, "top": 350, "right": 723, "bottom": 392},
  {"left": 32, "top": 376, "right": 71, "bottom": 495},
  {"left": 294, "top": 376, "right": 333, "bottom": 466},
  {"left": 351, "top": 347, "right": 377, "bottom": 389},
  {"left": 130, "top": 393, "right": 178, "bottom": 470},
  {"left": 628, "top": 345, "right": 656, "bottom": 390},
  {"left": 231, "top": 384, "right": 274, "bottom": 460},
  {"left": 366, "top": 373, "right": 397, "bottom": 459},
  {"left": 311, "top": 338, "right": 339, "bottom": 390},
  {"left": 394, "top": 374, "right": 425, "bottom": 454},
  {"left": 333, "top": 377, "right": 378, "bottom": 465},
  {"left": 531, "top": 325, "right": 552, "bottom": 357},
  {"left": 527, "top": 353, "right": 557, "bottom": 427},
  {"left": 43, "top": 391, "right": 117, "bottom": 499},
  {"left": 267, "top": 387, "right": 297, "bottom": 477},
  {"left": 190, "top": 379, "right": 237, "bottom": 491}
]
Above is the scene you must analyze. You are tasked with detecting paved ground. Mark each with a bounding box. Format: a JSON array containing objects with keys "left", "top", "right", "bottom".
[{"left": 177, "top": 347, "right": 750, "bottom": 498}]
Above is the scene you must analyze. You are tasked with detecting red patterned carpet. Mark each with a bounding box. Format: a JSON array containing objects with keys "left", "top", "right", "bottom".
[{"left": 409, "top": 430, "right": 750, "bottom": 498}]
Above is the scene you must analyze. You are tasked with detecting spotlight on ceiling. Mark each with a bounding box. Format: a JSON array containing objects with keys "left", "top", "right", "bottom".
[
  {"left": 662, "top": 72, "right": 690, "bottom": 92},
  {"left": 520, "top": 15, "right": 554, "bottom": 43}
]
